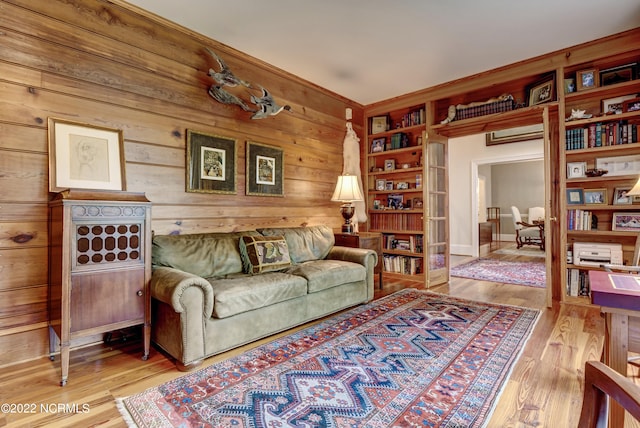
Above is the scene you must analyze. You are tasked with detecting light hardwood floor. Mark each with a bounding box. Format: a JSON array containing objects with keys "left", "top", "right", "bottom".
[{"left": 1, "top": 242, "right": 638, "bottom": 427}]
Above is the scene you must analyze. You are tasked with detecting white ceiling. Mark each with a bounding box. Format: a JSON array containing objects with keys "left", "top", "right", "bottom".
[{"left": 125, "top": 0, "right": 640, "bottom": 105}]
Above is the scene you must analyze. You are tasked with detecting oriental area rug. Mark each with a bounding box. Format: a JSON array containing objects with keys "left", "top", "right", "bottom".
[
  {"left": 118, "top": 289, "right": 539, "bottom": 428},
  {"left": 451, "top": 258, "right": 546, "bottom": 288}
]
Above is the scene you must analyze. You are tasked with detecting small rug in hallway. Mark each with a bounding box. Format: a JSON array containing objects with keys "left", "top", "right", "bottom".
[
  {"left": 451, "top": 258, "right": 546, "bottom": 287},
  {"left": 118, "top": 289, "right": 539, "bottom": 428}
]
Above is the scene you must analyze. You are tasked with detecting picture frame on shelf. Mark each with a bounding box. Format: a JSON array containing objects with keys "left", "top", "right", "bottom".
[
  {"left": 396, "top": 181, "right": 409, "bottom": 190},
  {"left": 563, "top": 78, "right": 576, "bottom": 94},
  {"left": 596, "top": 155, "right": 640, "bottom": 176},
  {"left": 527, "top": 76, "right": 555, "bottom": 106},
  {"left": 613, "top": 187, "right": 632, "bottom": 205},
  {"left": 566, "top": 188, "right": 584, "bottom": 205},
  {"left": 384, "top": 159, "right": 395, "bottom": 171},
  {"left": 375, "top": 179, "right": 386, "bottom": 191},
  {"left": 412, "top": 197, "right": 423, "bottom": 208},
  {"left": 387, "top": 193, "right": 403, "bottom": 209},
  {"left": 567, "top": 162, "right": 587, "bottom": 178},
  {"left": 599, "top": 63, "right": 637, "bottom": 87},
  {"left": 371, "top": 137, "right": 385, "bottom": 153},
  {"left": 623, "top": 97, "right": 640, "bottom": 113},
  {"left": 48, "top": 117, "right": 126, "bottom": 192},
  {"left": 370, "top": 116, "right": 388, "bottom": 135},
  {"left": 602, "top": 94, "right": 637, "bottom": 115},
  {"left": 584, "top": 188, "right": 607, "bottom": 205},
  {"left": 246, "top": 141, "right": 284, "bottom": 197},
  {"left": 576, "top": 68, "right": 598, "bottom": 91},
  {"left": 612, "top": 212, "right": 640, "bottom": 231},
  {"left": 385, "top": 180, "right": 394, "bottom": 191}
]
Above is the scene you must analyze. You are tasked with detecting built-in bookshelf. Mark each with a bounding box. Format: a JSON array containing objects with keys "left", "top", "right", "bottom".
[
  {"left": 366, "top": 104, "right": 427, "bottom": 281},
  {"left": 560, "top": 51, "right": 640, "bottom": 305}
]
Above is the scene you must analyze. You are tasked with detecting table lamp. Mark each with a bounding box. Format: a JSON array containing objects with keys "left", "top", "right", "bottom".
[
  {"left": 331, "top": 174, "right": 364, "bottom": 233},
  {"left": 627, "top": 175, "right": 640, "bottom": 197}
]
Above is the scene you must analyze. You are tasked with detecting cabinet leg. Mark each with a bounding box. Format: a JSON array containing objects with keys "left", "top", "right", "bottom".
[
  {"left": 59, "top": 342, "right": 70, "bottom": 387},
  {"left": 48, "top": 325, "right": 58, "bottom": 361}
]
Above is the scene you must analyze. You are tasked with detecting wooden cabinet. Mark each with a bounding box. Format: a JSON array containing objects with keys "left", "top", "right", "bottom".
[
  {"left": 48, "top": 190, "right": 152, "bottom": 385},
  {"left": 365, "top": 105, "right": 427, "bottom": 282},
  {"left": 334, "top": 231, "right": 383, "bottom": 288},
  {"left": 560, "top": 54, "right": 640, "bottom": 305}
]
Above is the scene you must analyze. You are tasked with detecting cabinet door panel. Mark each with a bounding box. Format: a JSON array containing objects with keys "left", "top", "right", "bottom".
[{"left": 70, "top": 268, "right": 144, "bottom": 332}]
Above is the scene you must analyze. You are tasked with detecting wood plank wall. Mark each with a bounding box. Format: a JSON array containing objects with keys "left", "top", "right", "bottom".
[{"left": 0, "top": 0, "right": 364, "bottom": 366}]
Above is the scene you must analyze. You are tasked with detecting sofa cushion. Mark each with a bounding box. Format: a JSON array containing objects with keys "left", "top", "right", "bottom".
[
  {"left": 258, "top": 225, "right": 334, "bottom": 263},
  {"left": 209, "top": 272, "right": 307, "bottom": 318},
  {"left": 288, "top": 259, "right": 366, "bottom": 293},
  {"left": 152, "top": 231, "right": 261, "bottom": 278},
  {"left": 239, "top": 235, "right": 292, "bottom": 274}
]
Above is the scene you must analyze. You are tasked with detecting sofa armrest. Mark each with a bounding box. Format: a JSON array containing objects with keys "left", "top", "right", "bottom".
[
  {"left": 151, "top": 266, "right": 214, "bottom": 319},
  {"left": 327, "top": 246, "right": 377, "bottom": 267},
  {"left": 327, "top": 246, "right": 377, "bottom": 301}
]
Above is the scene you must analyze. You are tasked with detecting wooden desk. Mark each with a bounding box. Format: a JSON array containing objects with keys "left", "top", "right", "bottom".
[
  {"left": 334, "top": 232, "right": 383, "bottom": 289},
  {"left": 589, "top": 270, "right": 640, "bottom": 427}
]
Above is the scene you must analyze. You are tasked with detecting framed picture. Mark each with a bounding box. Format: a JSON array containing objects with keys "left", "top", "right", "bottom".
[
  {"left": 384, "top": 159, "right": 395, "bottom": 171},
  {"left": 602, "top": 94, "right": 637, "bottom": 115},
  {"left": 370, "top": 116, "right": 388, "bottom": 134},
  {"left": 584, "top": 188, "right": 607, "bottom": 205},
  {"left": 623, "top": 97, "right": 640, "bottom": 113},
  {"left": 48, "top": 117, "right": 125, "bottom": 192},
  {"left": 396, "top": 181, "right": 409, "bottom": 190},
  {"left": 596, "top": 155, "right": 640, "bottom": 176},
  {"left": 566, "top": 188, "right": 584, "bottom": 205},
  {"left": 486, "top": 124, "right": 544, "bottom": 145},
  {"left": 563, "top": 78, "right": 576, "bottom": 94},
  {"left": 613, "top": 187, "right": 632, "bottom": 205},
  {"left": 527, "top": 76, "right": 555, "bottom": 106},
  {"left": 612, "top": 212, "right": 640, "bottom": 231},
  {"left": 246, "top": 141, "right": 284, "bottom": 197},
  {"left": 576, "top": 68, "right": 598, "bottom": 91},
  {"left": 371, "top": 137, "right": 385, "bottom": 153},
  {"left": 599, "top": 63, "right": 636, "bottom": 87},
  {"left": 385, "top": 180, "right": 394, "bottom": 191},
  {"left": 375, "top": 179, "right": 386, "bottom": 191},
  {"left": 567, "top": 162, "right": 587, "bottom": 178},
  {"left": 387, "top": 193, "right": 403, "bottom": 209},
  {"left": 186, "top": 130, "right": 237, "bottom": 194}
]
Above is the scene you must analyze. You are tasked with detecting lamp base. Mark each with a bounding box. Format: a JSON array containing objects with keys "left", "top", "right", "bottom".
[
  {"left": 341, "top": 223, "right": 354, "bottom": 233},
  {"left": 340, "top": 203, "right": 356, "bottom": 234}
]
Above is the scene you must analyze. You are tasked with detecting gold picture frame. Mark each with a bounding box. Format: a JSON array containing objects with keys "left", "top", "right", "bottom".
[
  {"left": 576, "top": 68, "right": 599, "bottom": 91},
  {"left": 186, "top": 129, "right": 237, "bottom": 194},
  {"left": 47, "top": 117, "right": 125, "bottom": 192}
]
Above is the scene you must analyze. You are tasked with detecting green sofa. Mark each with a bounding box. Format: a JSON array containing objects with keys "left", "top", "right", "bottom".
[{"left": 150, "top": 225, "right": 377, "bottom": 370}]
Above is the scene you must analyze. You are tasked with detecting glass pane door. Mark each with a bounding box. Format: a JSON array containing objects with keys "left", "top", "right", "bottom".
[{"left": 425, "top": 132, "right": 449, "bottom": 287}]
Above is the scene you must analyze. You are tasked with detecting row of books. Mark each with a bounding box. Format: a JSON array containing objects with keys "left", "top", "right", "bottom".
[
  {"left": 369, "top": 212, "right": 423, "bottom": 231},
  {"left": 388, "top": 132, "right": 410, "bottom": 150},
  {"left": 565, "top": 121, "right": 638, "bottom": 150},
  {"left": 399, "top": 109, "right": 425, "bottom": 128},
  {"left": 382, "top": 234, "right": 423, "bottom": 253},
  {"left": 566, "top": 268, "right": 590, "bottom": 297},
  {"left": 567, "top": 209, "right": 594, "bottom": 230},
  {"left": 382, "top": 255, "right": 423, "bottom": 275}
]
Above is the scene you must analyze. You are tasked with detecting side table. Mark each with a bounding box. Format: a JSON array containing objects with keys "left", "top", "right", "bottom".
[{"left": 334, "top": 231, "right": 383, "bottom": 289}]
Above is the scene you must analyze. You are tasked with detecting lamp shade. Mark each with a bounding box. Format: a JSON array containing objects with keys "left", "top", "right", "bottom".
[
  {"left": 627, "top": 175, "right": 640, "bottom": 196},
  {"left": 331, "top": 174, "right": 364, "bottom": 202}
]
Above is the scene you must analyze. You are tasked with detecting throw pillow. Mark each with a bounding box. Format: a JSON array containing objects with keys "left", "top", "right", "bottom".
[{"left": 239, "top": 235, "right": 292, "bottom": 274}]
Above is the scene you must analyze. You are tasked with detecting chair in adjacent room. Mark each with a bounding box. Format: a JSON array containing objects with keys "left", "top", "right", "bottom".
[
  {"left": 510, "top": 206, "right": 544, "bottom": 250},
  {"left": 579, "top": 360, "right": 640, "bottom": 428}
]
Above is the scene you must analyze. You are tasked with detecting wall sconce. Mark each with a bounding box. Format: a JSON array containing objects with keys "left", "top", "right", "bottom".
[{"left": 331, "top": 174, "right": 364, "bottom": 233}]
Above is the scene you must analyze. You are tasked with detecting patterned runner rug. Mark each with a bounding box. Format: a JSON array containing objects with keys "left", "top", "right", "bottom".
[
  {"left": 451, "top": 258, "right": 546, "bottom": 287},
  {"left": 118, "top": 289, "right": 539, "bottom": 427}
]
